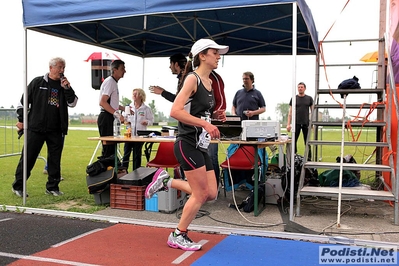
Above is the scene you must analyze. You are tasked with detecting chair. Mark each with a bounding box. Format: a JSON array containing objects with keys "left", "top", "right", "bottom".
[
  {"left": 146, "top": 142, "right": 180, "bottom": 169},
  {"left": 220, "top": 145, "right": 261, "bottom": 197},
  {"left": 146, "top": 142, "right": 184, "bottom": 204}
]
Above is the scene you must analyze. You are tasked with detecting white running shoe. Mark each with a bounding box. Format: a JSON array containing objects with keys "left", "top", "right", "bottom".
[
  {"left": 145, "top": 168, "right": 170, "bottom": 199},
  {"left": 167, "top": 232, "right": 202, "bottom": 251}
]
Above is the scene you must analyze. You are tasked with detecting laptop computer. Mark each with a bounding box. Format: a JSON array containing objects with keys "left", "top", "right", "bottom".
[{"left": 211, "top": 116, "right": 242, "bottom": 139}]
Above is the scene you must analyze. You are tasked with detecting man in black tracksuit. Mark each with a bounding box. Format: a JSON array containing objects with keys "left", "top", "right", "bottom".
[{"left": 12, "top": 57, "right": 78, "bottom": 197}]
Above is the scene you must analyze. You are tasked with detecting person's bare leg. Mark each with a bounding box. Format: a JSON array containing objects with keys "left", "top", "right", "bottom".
[
  {"left": 169, "top": 170, "right": 217, "bottom": 198},
  {"left": 176, "top": 167, "right": 217, "bottom": 231},
  {"left": 169, "top": 179, "right": 192, "bottom": 195}
]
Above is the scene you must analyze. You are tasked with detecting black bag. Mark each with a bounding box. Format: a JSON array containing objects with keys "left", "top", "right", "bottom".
[
  {"left": 233, "top": 184, "right": 265, "bottom": 213},
  {"left": 86, "top": 155, "right": 120, "bottom": 176},
  {"left": 86, "top": 161, "right": 106, "bottom": 176},
  {"left": 281, "top": 154, "right": 319, "bottom": 201},
  {"left": 338, "top": 76, "right": 361, "bottom": 98}
]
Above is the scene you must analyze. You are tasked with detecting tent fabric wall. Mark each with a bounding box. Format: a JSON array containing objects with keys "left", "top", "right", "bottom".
[{"left": 21, "top": 0, "right": 318, "bottom": 58}]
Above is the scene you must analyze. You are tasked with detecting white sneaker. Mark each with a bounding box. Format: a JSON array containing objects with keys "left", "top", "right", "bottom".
[
  {"left": 45, "top": 189, "right": 64, "bottom": 196},
  {"left": 145, "top": 168, "right": 170, "bottom": 199},
  {"left": 12, "top": 188, "right": 28, "bottom": 197},
  {"left": 167, "top": 232, "right": 202, "bottom": 251}
]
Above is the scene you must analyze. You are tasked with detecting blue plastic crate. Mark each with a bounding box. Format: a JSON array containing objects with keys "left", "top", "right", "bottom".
[{"left": 145, "top": 193, "right": 158, "bottom": 212}]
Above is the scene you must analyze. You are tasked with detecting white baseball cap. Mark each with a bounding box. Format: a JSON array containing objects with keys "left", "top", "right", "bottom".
[{"left": 191, "top": 39, "right": 229, "bottom": 58}]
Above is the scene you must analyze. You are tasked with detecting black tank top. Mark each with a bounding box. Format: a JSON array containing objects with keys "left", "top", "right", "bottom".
[{"left": 177, "top": 72, "right": 215, "bottom": 151}]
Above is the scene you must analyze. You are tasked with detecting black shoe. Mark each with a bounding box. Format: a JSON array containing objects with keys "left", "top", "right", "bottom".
[
  {"left": 12, "top": 188, "right": 28, "bottom": 197},
  {"left": 45, "top": 189, "right": 64, "bottom": 196}
]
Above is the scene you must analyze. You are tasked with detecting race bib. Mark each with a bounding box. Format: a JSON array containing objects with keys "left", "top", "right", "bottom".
[
  {"left": 197, "top": 129, "right": 211, "bottom": 149},
  {"left": 197, "top": 111, "right": 212, "bottom": 150}
]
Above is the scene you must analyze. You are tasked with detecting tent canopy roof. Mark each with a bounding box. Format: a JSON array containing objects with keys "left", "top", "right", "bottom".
[{"left": 22, "top": 0, "right": 318, "bottom": 58}]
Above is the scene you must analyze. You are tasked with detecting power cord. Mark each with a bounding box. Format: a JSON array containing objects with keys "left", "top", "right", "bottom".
[
  {"left": 206, "top": 215, "right": 284, "bottom": 229},
  {"left": 300, "top": 197, "right": 399, "bottom": 236},
  {"left": 175, "top": 209, "right": 210, "bottom": 220},
  {"left": 217, "top": 140, "right": 282, "bottom": 227},
  {"left": 170, "top": 139, "right": 284, "bottom": 228}
]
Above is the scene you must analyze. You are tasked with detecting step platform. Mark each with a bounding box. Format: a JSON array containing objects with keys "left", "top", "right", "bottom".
[{"left": 117, "top": 167, "right": 158, "bottom": 186}]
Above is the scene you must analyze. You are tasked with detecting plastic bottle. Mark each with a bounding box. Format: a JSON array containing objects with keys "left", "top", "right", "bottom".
[
  {"left": 322, "top": 101, "right": 329, "bottom": 122},
  {"left": 113, "top": 117, "right": 121, "bottom": 137},
  {"left": 125, "top": 122, "right": 132, "bottom": 138}
]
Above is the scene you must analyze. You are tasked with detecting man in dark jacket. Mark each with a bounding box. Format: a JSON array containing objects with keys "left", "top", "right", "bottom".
[{"left": 12, "top": 57, "right": 78, "bottom": 197}]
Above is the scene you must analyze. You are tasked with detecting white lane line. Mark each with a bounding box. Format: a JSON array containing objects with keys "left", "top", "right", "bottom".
[
  {"left": 52, "top": 228, "right": 104, "bottom": 247},
  {"left": 172, "top": 240, "right": 209, "bottom": 264},
  {"left": 0, "top": 252, "right": 101, "bottom": 266},
  {"left": 0, "top": 218, "right": 13, "bottom": 222}
]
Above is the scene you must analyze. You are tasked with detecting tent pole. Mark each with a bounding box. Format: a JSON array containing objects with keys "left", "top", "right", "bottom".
[
  {"left": 142, "top": 58, "right": 146, "bottom": 90},
  {"left": 336, "top": 95, "right": 347, "bottom": 228},
  {"left": 289, "top": 2, "right": 297, "bottom": 222},
  {"left": 22, "top": 28, "right": 28, "bottom": 205}
]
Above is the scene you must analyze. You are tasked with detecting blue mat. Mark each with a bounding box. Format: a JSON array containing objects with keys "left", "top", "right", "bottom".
[{"left": 192, "top": 235, "right": 398, "bottom": 266}]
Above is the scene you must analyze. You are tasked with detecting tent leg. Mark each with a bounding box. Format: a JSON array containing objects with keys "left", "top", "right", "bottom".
[
  {"left": 336, "top": 95, "right": 347, "bottom": 228},
  {"left": 89, "top": 140, "right": 102, "bottom": 165}
]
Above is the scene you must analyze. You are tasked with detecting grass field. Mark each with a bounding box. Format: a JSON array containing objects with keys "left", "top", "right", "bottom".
[{"left": 0, "top": 124, "right": 381, "bottom": 213}]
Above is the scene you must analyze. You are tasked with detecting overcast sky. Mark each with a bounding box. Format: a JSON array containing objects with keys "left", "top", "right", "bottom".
[{"left": 1, "top": 0, "right": 381, "bottom": 120}]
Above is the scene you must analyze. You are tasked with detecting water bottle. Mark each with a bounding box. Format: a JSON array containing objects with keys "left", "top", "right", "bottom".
[
  {"left": 113, "top": 117, "right": 121, "bottom": 137},
  {"left": 322, "top": 101, "right": 329, "bottom": 122}
]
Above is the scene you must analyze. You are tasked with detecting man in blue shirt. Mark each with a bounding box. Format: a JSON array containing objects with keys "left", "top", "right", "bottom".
[{"left": 231, "top": 71, "right": 266, "bottom": 120}]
